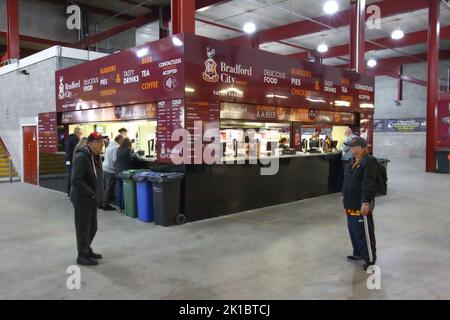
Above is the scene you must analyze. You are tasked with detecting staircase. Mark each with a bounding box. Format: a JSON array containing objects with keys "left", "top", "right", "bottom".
[{"left": 0, "top": 138, "right": 19, "bottom": 182}]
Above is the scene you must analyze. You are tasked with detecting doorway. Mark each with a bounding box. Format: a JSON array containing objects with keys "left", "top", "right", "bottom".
[{"left": 23, "top": 126, "right": 38, "bottom": 185}]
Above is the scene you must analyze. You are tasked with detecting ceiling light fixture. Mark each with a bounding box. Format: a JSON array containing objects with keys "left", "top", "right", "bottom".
[
  {"left": 323, "top": 0, "right": 339, "bottom": 15},
  {"left": 391, "top": 28, "right": 404, "bottom": 40},
  {"left": 317, "top": 43, "right": 328, "bottom": 53},
  {"left": 243, "top": 21, "right": 256, "bottom": 34},
  {"left": 367, "top": 58, "right": 377, "bottom": 68}
]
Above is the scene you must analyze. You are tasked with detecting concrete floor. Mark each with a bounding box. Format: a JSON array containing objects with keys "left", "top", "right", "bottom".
[{"left": 0, "top": 159, "right": 449, "bottom": 300}]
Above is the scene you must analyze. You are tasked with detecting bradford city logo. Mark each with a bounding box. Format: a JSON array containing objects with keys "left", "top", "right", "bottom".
[
  {"left": 58, "top": 76, "right": 65, "bottom": 100},
  {"left": 202, "top": 47, "right": 219, "bottom": 83}
]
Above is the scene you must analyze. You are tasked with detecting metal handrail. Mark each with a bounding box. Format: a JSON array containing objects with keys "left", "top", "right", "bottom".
[{"left": 0, "top": 136, "right": 13, "bottom": 183}]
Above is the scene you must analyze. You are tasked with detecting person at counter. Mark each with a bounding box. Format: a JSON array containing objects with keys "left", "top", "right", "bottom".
[
  {"left": 119, "top": 128, "right": 128, "bottom": 139},
  {"left": 342, "top": 127, "right": 357, "bottom": 165},
  {"left": 323, "top": 134, "right": 332, "bottom": 153},
  {"left": 278, "top": 137, "right": 289, "bottom": 152},
  {"left": 102, "top": 135, "right": 124, "bottom": 211},
  {"left": 342, "top": 137, "right": 378, "bottom": 271},
  {"left": 73, "top": 137, "right": 88, "bottom": 162},
  {"left": 115, "top": 138, "right": 138, "bottom": 211},
  {"left": 65, "top": 127, "right": 83, "bottom": 197},
  {"left": 70, "top": 132, "right": 106, "bottom": 266}
]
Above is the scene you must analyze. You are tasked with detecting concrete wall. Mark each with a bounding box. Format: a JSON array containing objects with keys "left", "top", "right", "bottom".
[
  {"left": 373, "top": 59, "right": 450, "bottom": 159},
  {"left": 0, "top": 56, "right": 80, "bottom": 177},
  {"left": 0, "top": 48, "right": 106, "bottom": 179}
]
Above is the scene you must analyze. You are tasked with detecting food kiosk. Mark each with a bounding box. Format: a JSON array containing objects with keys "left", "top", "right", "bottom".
[{"left": 39, "top": 33, "right": 375, "bottom": 222}]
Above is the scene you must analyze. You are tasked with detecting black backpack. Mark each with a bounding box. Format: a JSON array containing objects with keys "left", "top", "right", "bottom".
[{"left": 371, "top": 156, "right": 388, "bottom": 196}]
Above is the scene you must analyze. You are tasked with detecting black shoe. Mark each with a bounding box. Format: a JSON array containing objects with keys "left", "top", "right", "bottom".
[
  {"left": 363, "top": 261, "right": 376, "bottom": 271},
  {"left": 77, "top": 256, "right": 99, "bottom": 266},
  {"left": 347, "top": 255, "right": 365, "bottom": 263},
  {"left": 102, "top": 204, "right": 115, "bottom": 211},
  {"left": 89, "top": 251, "right": 103, "bottom": 260}
]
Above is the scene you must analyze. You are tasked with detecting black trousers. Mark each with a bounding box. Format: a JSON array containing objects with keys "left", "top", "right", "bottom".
[
  {"left": 347, "top": 214, "right": 377, "bottom": 263},
  {"left": 73, "top": 203, "right": 98, "bottom": 258},
  {"left": 67, "top": 165, "right": 72, "bottom": 196},
  {"left": 103, "top": 171, "right": 116, "bottom": 206}
]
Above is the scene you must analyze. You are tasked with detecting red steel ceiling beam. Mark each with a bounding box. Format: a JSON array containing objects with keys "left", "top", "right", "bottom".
[
  {"left": 40, "top": 0, "right": 137, "bottom": 21},
  {"left": 6, "top": 0, "right": 20, "bottom": 60},
  {"left": 195, "top": 0, "right": 234, "bottom": 11},
  {"left": 197, "top": 18, "right": 311, "bottom": 53},
  {"left": 289, "top": 25, "right": 450, "bottom": 60},
  {"left": 228, "top": 0, "right": 428, "bottom": 46},
  {"left": 70, "top": 14, "right": 159, "bottom": 49},
  {"left": 0, "top": 31, "right": 70, "bottom": 47},
  {"left": 338, "top": 49, "right": 450, "bottom": 69},
  {"left": 426, "top": 0, "right": 440, "bottom": 172}
]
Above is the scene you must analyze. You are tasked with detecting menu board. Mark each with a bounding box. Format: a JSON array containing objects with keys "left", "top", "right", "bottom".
[
  {"left": 220, "top": 102, "right": 355, "bottom": 125},
  {"left": 157, "top": 99, "right": 185, "bottom": 163},
  {"left": 185, "top": 101, "right": 220, "bottom": 164},
  {"left": 55, "top": 36, "right": 185, "bottom": 112},
  {"left": 38, "top": 112, "right": 58, "bottom": 153},
  {"left": 437, "top": 100, "right": 450, "bottom": 148},
  {"left": 61, "top": 103, "right": 156, "bottom": 124},
  {"left": 184, "top": 34, "right": 375, "bottom": 112}
]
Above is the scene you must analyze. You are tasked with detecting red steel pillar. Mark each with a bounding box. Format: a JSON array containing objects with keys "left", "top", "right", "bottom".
[
  {"left": 426, "top": 0, "right": 440, "bottom": 172},
  {"left": 171, "top": 0, "right": 196, "bottom": 35},
  {"left": 6, "top": 0, "right": 20, "bottom": 60},
  {"left": 349, "top": 0, "right": 366, "bottom": 73}
]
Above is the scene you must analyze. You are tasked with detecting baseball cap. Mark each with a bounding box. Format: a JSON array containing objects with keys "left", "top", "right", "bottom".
[
  {"left": 87, "top": 131, "right": 108, "bottom": 143},
  {"left": 344, "top": 136, "right": 367, "bottom": 148}
]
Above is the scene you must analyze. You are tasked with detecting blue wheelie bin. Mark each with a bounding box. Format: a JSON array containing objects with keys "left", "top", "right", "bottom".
[{"left": 133, "top": 172, "right": 156, "bottom": 223}]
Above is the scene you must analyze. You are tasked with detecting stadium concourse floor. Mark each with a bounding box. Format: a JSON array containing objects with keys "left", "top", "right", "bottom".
[{"left": 0, "top": 159, "right": 449, "bottom": 299}]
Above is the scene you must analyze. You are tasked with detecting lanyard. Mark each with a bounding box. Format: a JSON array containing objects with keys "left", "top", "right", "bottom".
[{"left": 351, "top": 152, "right": 368, "bottom": 172}]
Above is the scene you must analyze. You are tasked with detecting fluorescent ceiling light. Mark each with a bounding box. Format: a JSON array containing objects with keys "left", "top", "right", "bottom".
[
  {"left": 307, "top": 97, "right": 326, "bottom": 103},
  {"left": 266, "top": 94, "right": 288, "bottom": 99},
  {"left": 334, "top": 100, "right": 351, "bottom": 107},
  {"left": 172, "top": 37, "right": 184, "bottom": 46},
  {"left": 136, "top": 47, "right": 149, "bottom": 58}
]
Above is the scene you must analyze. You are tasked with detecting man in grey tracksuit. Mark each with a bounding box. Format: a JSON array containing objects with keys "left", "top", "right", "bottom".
[
  {"left": 70, "top": 132, "right": 107, "bottom": 266},
  {"left": 102, "top": 135, "right": 124, "bottom": 211}
]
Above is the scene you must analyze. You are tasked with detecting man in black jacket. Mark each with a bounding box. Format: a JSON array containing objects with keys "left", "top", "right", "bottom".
[
  {"left": 342, "top": 137, "right": 378, "bottom": 271},
  {"left": 65, "top": 127, "right": 83, "bottom": 197},
  {"left": 70, "top": 132, "right": 106, "bottom": 266}
]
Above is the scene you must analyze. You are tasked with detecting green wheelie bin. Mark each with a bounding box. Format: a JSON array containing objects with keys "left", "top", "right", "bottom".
[{"left": 119, "top": 169, "right": 146, "bottom": 218}]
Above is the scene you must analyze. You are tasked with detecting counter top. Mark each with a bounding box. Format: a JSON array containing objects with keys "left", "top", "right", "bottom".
[{"left": 221, "top": 151, "right": 342, "bottom": 162}]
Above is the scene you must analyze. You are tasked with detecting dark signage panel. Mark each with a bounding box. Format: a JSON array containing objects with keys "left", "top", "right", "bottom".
[
  {"left": 184, "top": 34, "right": 374, "bottom": 112},
  {"left": 157, "top": 99, "right": 185, "bottom": 163},
  {"left": 61, "top": 103, "right": 156, "bottom": 124},
  {"left": 55, "top": 36, "right": 185, "bottom": 112},
  {"left": 54, "top": 34, "right": 375, "bottom": 162},
  {"left": 38, "top": 112, "right": 58, "bottom": 153},
  {"left": 438, "top": 100, "right": 450, "bottom": 147}
]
